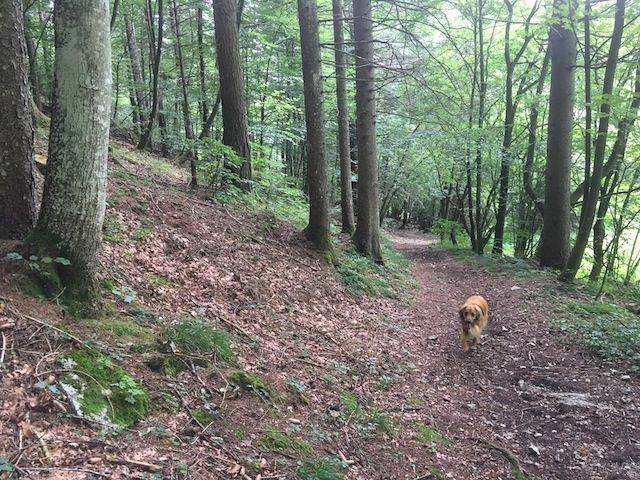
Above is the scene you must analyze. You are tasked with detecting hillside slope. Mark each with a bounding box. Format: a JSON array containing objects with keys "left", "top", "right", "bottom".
[{"left": 1, "top": 142, "right": 639, "bottom": 480}]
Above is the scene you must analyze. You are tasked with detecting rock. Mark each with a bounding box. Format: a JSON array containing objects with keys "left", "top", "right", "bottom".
[
  {"left": 549, "top": 392, "right": 597, "bottom": 409},
  {"left": 529, "top": 444, "right": 541, "bottom": 456}
]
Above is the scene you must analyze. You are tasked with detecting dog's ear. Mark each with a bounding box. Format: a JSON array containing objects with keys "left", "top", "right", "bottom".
[{"left": 458, "top": 306, "right": 465, "bottom": 319}]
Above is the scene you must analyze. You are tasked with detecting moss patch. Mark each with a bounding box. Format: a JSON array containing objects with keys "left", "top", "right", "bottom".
[
  {"left": 61, "top": 348, "right": 148, "bottom": 427},
  {"left": 86, "top": 317, "right": 154, "bottom": 343},
  {"left": 229, "top": 370, "right": 272, "bottom": 401},
  {"left": 415, "top": 423, "right": 450, "bottom": 448}
]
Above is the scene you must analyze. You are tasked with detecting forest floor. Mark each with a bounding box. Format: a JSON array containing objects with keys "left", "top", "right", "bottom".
[{"left": 0, "top": 141, "right": 639, "bottom": 480}]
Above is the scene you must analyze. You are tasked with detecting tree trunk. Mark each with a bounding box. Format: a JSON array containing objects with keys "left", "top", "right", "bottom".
[
  {"left": 297, "top": 0, "right": 332, "bottom": 254},
  {"left": 170, "top": 0, "right": 198, "bottom": 188},
  {"left": 352, "top": 0, "right": 382, "bottom": 262},
  {"left": 33, "top": 0, "right": 111, "bottom": 309},
  {"left": 125, "top": 14, "right": 147, "bottom": 131},
  {"left": 539, "top": 0, "right": 576, "bottom": 269},
  {"left": 560, "top": 0, "right": 625, "bottom": 281},
  {"left": 474, "top": 0, "right": 486, "bottom": 254},
  {"left": 0, "top": 0, "right": 37, "bottom": 239},
  {"left": 332, "top": 0, "right": 355, "bottom": 234},
  {"left": 214, "top": 0, "right": 252, "bottom": 187},
  {"left": 197, "top": 4, "right": 208, "bottom": 130},
  {"left": 589, "top": 62, "right": 640, "bottom": 281},
  {"left": 138, "top": 0, "right": 163, "bottom": 150}
]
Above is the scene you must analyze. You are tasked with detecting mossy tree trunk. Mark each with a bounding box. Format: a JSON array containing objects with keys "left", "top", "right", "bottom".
[
  {"left": 352, "top": 0, "right": 382, "bottom": 263},
  {"left": 33, "top": 0, "right": 112, "bottom": 308},
  {"left": 297, "top": 0, "right": 333, "bottom": 255},
  {"left": 214, "top": 0, "right": 252, "bottom": 188},
  {"left": 0, "top": 0, "right": 37, "bottom": 240},
  {"left": 332, "top": 0, "right": 355, "bottom": 235}
]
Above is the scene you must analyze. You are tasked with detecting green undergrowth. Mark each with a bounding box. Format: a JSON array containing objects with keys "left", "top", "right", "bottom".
[
  {"left": 110, "top": 141, "right": 184, "bottom": 180},
  {"left": 554, "top": 299, "right": 640, "bottom": 370},
  {"left": 260, "top": 429, "right": 311, "bottom": 454},
  {"left": 339, "top": 392, "right": 395, "bottom": 435},
  {"left": 61, "top": 348, "right": 148, "bottom": 427},
  {"left": 443, "top": 246, "right": 550, "bottom": 280},
  {"left": 335, "top": 236, "right": 415, "bottom": 299},
  {"left": 297, "top": 457, "right": 347, "bottom": 480},
  {"left": 149, "top": 318, "right": 235, "bottom": 375}
]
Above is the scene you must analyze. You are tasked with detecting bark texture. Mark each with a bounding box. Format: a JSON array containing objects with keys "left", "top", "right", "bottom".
[
  {"left": 297, "top": 0, "right": 332, "bottom": 253},
  {"left": 539, "top": 0, "right": 576, "bottom": 269},
  {"left": 34, "top": 0, "right": 112, "bottom": 304},
  {"left": 214, "top": 0, "right": 252, "bottom": 186},
  {"left": 0, "top": 0, "right": 37, "bottom": 239},
  {"left": 332, "top": 0, "right": 355, "bottom": 234},
  {"left": 352, "top": 0, "right": 382, "bottom": 262}
]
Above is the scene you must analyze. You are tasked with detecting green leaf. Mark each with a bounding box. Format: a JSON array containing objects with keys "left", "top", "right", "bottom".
[
  {"left": 29, "top": 255, "right": 39, "bottom": 261},
  {"left": 54, "top": 257, "right": 71, "bottom": 266},
  {"left": 41, "top": 256, "right": 53, "bottom": 264},
  {"left": 4, "top": 252, "right": 23, "bottom": 261},
  {"left": 0, "top": 456, "right": 14, "bottom": 472}
]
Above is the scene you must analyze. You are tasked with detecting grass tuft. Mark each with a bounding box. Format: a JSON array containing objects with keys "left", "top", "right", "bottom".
[
  {"left": 297, "top": 457, "right": 346, "bottom": 480},
  {"left": 161, "top": 318, "right": 234, "bottom": 363},
  {"left": 260, "top": 429, "right": 311, "bottom": 453}
]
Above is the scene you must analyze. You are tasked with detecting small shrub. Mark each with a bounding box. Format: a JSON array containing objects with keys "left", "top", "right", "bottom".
[
  {"left": 297, "top": 458, "right": 346, "bottom": 480},
  {"left": 161, "top": 318, "right": 234, "bottom": 363}
]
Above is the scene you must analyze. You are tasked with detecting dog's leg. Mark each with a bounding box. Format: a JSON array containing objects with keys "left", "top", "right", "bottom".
[
  {"left": 461, "top": 332, "right": 469, "bottom": 352},
  {"left": 471, "top": 337, "right": 479, "bottom": 350}
]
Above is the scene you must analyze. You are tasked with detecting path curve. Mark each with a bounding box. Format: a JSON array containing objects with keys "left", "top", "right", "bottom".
[{"left": 389, "top": 229, "right": 639, "bottom": 480}]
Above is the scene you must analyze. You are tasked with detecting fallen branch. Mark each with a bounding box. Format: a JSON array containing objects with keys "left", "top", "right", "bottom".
[
  {"left": 106, "top": 455, "right": 163, "bottom": 473},
  {"left": 7, "top": 306, "right": 85, "bottom": 346}
]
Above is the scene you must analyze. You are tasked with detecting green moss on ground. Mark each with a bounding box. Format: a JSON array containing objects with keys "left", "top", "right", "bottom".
[
  {"left": 61, "top": 348, "right": 148, "bottom": 427},
  {"left": 260, "top": 429, "right": 311, "bottom": 453}
]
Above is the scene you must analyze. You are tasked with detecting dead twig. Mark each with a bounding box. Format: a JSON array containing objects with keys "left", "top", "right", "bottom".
[
  {"left": 20, "top": 466, "right": 110, "bottom": 478},
  {"left": 106, "top": 455, "right": 163, "bottom": 473},
  {"left": 472, "top": 437, "right": 531, "bottom": 479},
  {"left": 7, "top": 306, "right": 86, "bottom": 346}
]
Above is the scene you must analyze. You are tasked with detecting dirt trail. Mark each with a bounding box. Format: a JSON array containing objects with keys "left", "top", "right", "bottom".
[{"left": 386, "top": 229, "right": 639, "bottom": 480}]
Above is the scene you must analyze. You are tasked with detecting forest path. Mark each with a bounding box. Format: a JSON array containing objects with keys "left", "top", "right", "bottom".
[{"left": 385, "top": 230, "right": 639, "bottom": 480}]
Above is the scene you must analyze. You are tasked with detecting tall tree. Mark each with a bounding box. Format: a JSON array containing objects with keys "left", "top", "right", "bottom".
[
  {"left": 560, "top": 0, "right": 626, "bottom": 281},
  {"left": 137, "top": 0, "right": 163, "bottom": 150},
  {"left": 170, "top": 0, "right": 198, "bottom": 188},
  {"left": 0, "top": 0, "right": 37, "bottom": 239},
  {"left": 332, "top": 0, "right": 355, "bottom": 234},
  {"left": 352, "top": 0, "right": 382, "bottom": 262},
  {"left": 214, "top": 0, "right": 252, "bottom": 186},
  {"left": 539, "top": 0, "right": 576, "bottom": 269},
  {"left": 492, "top": 0, "right": 537, "bottom": 254},
  {"left": 32, "top": 0, "right": 112, "bottom": 308},
  {"left": 297, "top": 0, "right": 332, "bottom": 254}
]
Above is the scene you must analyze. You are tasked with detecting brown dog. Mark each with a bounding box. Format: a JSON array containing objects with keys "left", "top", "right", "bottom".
[{"left": 458, "top": 295, "right": 489, "bottom": 352}]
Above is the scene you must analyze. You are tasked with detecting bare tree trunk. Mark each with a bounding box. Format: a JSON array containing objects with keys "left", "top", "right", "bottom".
[
  {"left": 589, "top": 62, "right": 640, "bottom": 281},
  {"left": 32, "top": 0, "right": 111, "bottom": 310},
  {"left": 138, "top": 0, "right": 163, "bottom": 150},
  {"left": 352, "top": 0, "right": 382, "bottom": 262},
  {"left": 214, "top": 0, "right": 252, "bottom": 187},
  {"left": 125, "top": 14, "right": 147, "bottom": 132},
  {"left": 197, "top": 4, "right": 208, "bottom": 130},
  {"left": 474, "top": 0, "right": 486, "bottom": 254},
  {"left": 539, "top": 0, "right": 576, "bottom": 269},
  {"left": 297, "top": 0, "right": 332, "bottom": 254},
  {"left": 332, "top": 0, "right": 355, "bottom": 234},
  {"left": 170, "top": 0, "right": 197, "bottom": 188},
  {"left": 560, "top": 0, "right": 625, "bottom": 281},
  {"left": 0, "top": 0, "right": 37, "bottom": 239}
]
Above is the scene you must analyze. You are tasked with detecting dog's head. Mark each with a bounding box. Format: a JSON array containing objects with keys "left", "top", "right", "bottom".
[{"left": 459, "top": 303, "right": 482, "bottom": 329}]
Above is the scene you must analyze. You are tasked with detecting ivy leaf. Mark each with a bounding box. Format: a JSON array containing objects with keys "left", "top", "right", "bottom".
[
  {"left": 0, "top": 456, "right": 14, "bottom": 472},
  {"left": 41, "top": 256, "right": 53, "bottom": 264},
  {"left": 55, "top": 257, "right": 71, "bottom": 265},
  {"left": 4, "top": 252, "right": 23, "bottom": 261}
]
